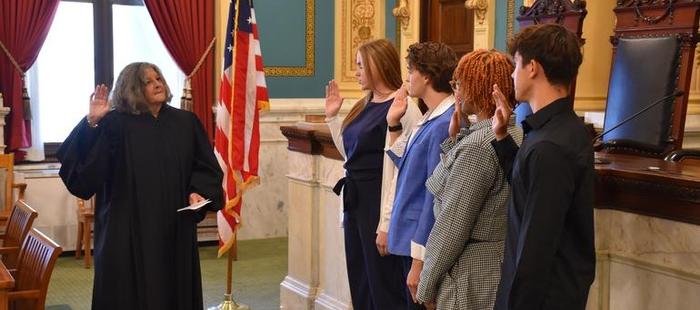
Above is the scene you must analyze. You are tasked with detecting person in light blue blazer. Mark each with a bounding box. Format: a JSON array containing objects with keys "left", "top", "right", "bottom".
[{"left": 384, "top": 42, "right": 458, "bottom": 309}]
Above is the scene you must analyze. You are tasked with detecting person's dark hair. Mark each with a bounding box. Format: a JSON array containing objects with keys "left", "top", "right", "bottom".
[
  {"left": 507, "top": 23, "right": 582, "bottom": 87},
  {"left": 406, "top": 42, "right": 458, "bottom": 94},
  {"left": 111, "top": 62, "right": 173, "bottom": 114}
]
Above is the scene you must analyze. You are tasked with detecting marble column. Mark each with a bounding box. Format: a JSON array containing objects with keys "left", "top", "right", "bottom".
[
  {"left": 280, "top": 130, "right": 351, "bottom": 310},
  {"left": 280, "top": 151, "right": 321, "bottom": 309}
]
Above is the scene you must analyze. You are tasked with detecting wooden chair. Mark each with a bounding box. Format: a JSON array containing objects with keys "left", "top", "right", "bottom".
[
  {"left": 0, "top": 201, "right": 37, "bottom": 270},
  {"left": 0, "top": 154, "right": 27, "bottom": 226},
  {"left": 8, "top": 229, "right": 62, "bottom": 310},
  {"left": 75, "top": 197, "right": 94, "bottom": 268},
  {"left": 599, "top": 0, "right": 700, "bottom": 157}
]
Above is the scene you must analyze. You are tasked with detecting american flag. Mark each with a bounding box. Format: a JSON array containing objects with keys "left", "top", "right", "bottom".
[{"left": 214, "top": 0, "right": 269, "bottom": 258}]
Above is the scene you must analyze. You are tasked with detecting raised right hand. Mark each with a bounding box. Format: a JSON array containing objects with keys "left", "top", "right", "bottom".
[
  {"left": 387, "top": 83, "right": 409, "bottom": 126},
  {"left": 324, "top": 80, "right": 343, "bottom": 118},
  {"left": 491, "top": 84, "right": 512, "bottom": 141},
  {"left": 88, "top": 84, "right": 110, "bottom": 125}
]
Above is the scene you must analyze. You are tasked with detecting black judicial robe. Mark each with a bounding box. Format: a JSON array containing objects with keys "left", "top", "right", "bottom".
[{"left": 57, "top": 105, "right": 223, "bottom": 310}]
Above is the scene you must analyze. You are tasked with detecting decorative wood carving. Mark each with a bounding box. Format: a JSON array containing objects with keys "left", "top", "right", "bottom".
[
  {"left": 520, "top": 0, "right": 587, "bottom": 17},
  {"left": 616, "top": 0, "right": 682, "bottom": 25},
  {"left": 465, "top": 0, "right": 489, "bottom": 25},
  {"left": 517, "top": 0, "right": 587, "bottom": 41},
  {"left": 393, "top": 0, "right": 410, "bottom": 31}
]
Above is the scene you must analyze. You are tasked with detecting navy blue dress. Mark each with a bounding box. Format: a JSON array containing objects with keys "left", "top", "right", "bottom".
[{"left": 335, "top": 98, "right": 408, "bottom": 309}]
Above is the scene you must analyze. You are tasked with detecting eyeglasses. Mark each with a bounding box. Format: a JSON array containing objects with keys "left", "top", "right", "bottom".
[{"left": 449, "top": 80, "right": 460, "bottom": 92}]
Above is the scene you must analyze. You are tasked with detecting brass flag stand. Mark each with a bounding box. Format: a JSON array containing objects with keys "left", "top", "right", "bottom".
[{"left": 208, "top": 242, "right": 249, "bottom": 310}]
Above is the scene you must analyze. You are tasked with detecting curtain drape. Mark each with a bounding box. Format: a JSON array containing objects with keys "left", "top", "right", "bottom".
[
  {"left": 0, "top": 0, "right": 59, "bottom": 154},
  {"left": 144, "top": 0, "right": 216, "bottom": 141}
]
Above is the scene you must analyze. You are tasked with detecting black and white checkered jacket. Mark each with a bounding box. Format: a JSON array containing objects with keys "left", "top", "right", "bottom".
[{"left": 417, "top": 118, "right": 523, "bottom": 309}]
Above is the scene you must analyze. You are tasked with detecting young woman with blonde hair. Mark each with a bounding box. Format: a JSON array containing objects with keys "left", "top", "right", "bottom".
[{"left": 325, "top": 39, "right": 421, "bottom": 309}]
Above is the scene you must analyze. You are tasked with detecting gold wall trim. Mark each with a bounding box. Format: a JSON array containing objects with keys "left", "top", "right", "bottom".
[
  {"left": 507, "top": 0, "right": 515, "bottom": 39},
  {"left": 264, "top": 0, "right": 315, "bottom": 77},
  {"left": 335, "top": 0, "right": 385, "bottom": 98}
]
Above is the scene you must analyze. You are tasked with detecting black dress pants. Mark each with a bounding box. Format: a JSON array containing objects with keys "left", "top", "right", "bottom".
[{"left": 341, "top": 177, "right": 406, "bottom": 310}]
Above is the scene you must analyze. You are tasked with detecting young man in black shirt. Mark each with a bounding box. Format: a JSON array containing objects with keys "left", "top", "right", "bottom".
[{"left": 491, "top": 24, "right": 595, "bottom": 310}]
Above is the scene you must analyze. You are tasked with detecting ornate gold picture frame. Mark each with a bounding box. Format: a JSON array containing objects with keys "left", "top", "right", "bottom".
[{"left": 264, "top": 0, "right": 315, "bottom": 77}]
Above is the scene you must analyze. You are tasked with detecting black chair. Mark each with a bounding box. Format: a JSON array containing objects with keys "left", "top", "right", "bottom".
[{"left": 598, "top": 0, "right": 700, "bottom": 158}]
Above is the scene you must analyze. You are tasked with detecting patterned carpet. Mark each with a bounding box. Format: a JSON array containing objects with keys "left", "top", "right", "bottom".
[{"left": 45, "top": 238, "right": 287, "bottom": 310}]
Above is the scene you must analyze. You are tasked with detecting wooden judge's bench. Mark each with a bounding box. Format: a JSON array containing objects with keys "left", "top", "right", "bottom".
[{"left": 279, "top": 123, "right": 700, "bottom": 310}]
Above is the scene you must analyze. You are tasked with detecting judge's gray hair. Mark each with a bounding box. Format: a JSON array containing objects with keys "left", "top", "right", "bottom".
[{"left": 111, "top": 62, "right": 173, "bottom": 114}]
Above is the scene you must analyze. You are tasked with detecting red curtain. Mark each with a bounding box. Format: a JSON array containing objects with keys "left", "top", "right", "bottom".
[
  {"left": 144, "top": 0, "right": 216, "bottom": 141},
  {"left": 0, "top": 0, "right": 59, "bottom": 152}
]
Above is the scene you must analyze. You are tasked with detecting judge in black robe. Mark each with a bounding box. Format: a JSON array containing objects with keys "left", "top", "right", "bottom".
[{"left": 57, "top": 62, "right": 223, "bottom": 310}]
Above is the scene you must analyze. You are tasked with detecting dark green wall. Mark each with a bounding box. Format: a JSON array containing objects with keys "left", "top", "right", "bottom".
[{"left": 255, "top": 0, "right": 334, "bottom": 98}]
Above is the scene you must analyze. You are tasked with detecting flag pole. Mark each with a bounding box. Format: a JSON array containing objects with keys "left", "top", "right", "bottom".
[{"left": 208, "top": 235, "right": 249, "bottom": 310}]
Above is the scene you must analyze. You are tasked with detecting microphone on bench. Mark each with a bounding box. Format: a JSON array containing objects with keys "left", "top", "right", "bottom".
[{"left": 593, "top": 90, "right": 683, "bottom": 164}]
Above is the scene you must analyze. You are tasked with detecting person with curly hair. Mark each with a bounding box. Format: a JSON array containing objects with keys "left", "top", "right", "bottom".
[
  {"left": 415, "top": 49, "right": 523, "bottom": 310},
  {"left": 385, "top": 41, "right": 458, "bottom": 309},
  {"left": 57, "top": 62, "right": 223, "bottom": 310}
]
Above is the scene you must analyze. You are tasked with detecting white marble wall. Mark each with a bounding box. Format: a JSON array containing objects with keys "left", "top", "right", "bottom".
[
  {"left": 13, "top": 166, "right": 77, "bottom": 250},
  {"left": 589, "top": 209, "right": 700, "bottom": 310},
  {"left": 239, "top": 98, "right": 355, "bottom": 241},
  {"left": 281, "top": 145, "right": 352, "bottom": 310}
]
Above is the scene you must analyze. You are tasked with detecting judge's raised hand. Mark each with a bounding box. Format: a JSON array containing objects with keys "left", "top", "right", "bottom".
[
  {"left": 491, "top": 84, "right": 512, "bottom": 141},
  {"left": 387, "top": 84, "right": 409, "bottom": 126},
  {"left": 88, "top": 84, "right": 110, "bottom": 125},
  {"left": 324, "top": 80, "right": 343, "bottom": 118}
]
